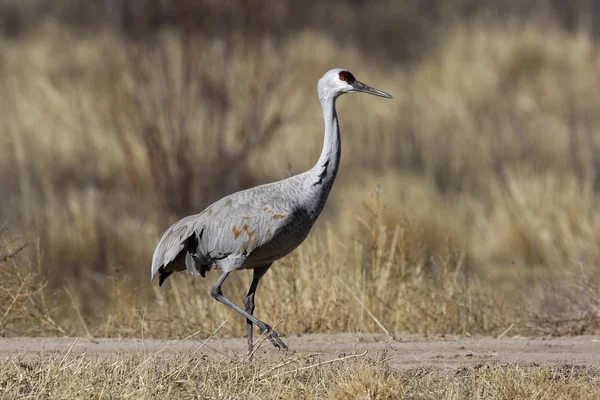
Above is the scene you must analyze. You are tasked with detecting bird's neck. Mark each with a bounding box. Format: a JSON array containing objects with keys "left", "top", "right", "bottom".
[{"left": 304, "top": 94, "right": 341, "bottom": 218}]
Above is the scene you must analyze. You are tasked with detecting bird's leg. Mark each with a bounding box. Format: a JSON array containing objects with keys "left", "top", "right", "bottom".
[
  {"left": 243, "top": 264, "right": 272, "bottom": 353},
  {"left": 210, "top": 271, "right": 287, "bottom": 351}
]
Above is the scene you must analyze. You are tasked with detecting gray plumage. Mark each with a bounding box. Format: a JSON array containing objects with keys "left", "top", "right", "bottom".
[{"left": 151, "top": 69, "right": 392, "bottom": 353}]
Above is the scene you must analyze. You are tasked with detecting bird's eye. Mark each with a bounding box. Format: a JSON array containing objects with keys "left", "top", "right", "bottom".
[{"left": 338, "top": 71, "right": 356, "bottom": 83}]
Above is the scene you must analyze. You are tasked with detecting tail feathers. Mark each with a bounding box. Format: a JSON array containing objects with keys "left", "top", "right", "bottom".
[
  {"left": 155, "top": 250, "right": 187, "bottom": 286},
  {"left": 158, "top": 267, "right": 173, "bottom": 287},
  {"left": 152, "top": 229, "right": 204, "bottom": 285}
]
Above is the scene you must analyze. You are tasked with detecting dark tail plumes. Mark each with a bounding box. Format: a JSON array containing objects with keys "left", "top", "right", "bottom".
[
  {"left": 156, "top": 248, "right": 187, "bottom": 286},
  {"left": 158, "top": 267, "right": 172, "bottom": 286},
  {"left": 156, "top": 230, "right": 203, "bottom": 286}
]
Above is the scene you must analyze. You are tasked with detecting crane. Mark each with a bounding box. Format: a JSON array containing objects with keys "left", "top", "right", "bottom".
[{"left": 151, "top": 69, "right": 392, "bottom": 353}]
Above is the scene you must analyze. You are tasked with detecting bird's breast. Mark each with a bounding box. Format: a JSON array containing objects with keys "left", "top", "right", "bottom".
[{"left": 245, "top": 210, "right": 315, "bottom": 267}]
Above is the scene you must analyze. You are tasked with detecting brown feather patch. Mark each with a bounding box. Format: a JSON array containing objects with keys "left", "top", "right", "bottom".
[{"left": 232, "top": 225, "right": 242, "bottom": 239}]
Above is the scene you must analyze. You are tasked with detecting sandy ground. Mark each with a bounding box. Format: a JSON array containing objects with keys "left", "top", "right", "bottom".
[{"left": 1, "top": 333, "right": 599, "bottom": 369}]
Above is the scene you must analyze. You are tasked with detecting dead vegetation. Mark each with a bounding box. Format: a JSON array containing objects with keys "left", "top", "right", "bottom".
[
  {"left": 1, "top": 346, "right": 599, "bottom": 399},
  {"left": 1, "top": 0, "right": 600, "bottom": 343}
]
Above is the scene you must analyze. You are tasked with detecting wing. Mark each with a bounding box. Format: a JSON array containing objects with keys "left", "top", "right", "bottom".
[{"left": 151, "top": 180, "right": 295, "bottom": 281}]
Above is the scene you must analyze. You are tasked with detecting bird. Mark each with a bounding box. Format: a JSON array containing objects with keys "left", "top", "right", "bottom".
[{"left": 151, "top": 69, "right": 392, "bottom": 353}]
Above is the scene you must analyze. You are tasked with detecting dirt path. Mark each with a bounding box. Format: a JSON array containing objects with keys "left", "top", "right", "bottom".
[{"left": 1, "top": 334, "right": 598, "bottom": 369}]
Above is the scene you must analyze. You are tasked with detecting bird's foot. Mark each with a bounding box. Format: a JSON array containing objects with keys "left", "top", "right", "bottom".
[{"left": 261, "top": 324, "right": 288, "bottom": 350}]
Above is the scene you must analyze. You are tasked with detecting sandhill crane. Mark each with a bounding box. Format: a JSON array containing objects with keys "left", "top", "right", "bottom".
[{"left": 151, "top": 69, "right": 392, "bottom": 352}]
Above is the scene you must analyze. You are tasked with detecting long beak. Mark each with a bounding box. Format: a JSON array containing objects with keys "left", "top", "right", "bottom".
[{"left": 351, "top": 81, "right": 393, "bottom": 99}]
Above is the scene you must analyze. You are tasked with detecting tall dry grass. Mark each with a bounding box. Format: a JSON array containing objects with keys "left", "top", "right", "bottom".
[
  {"left": 2, "top": 350, "right": 600, "bottom": 399},
  {"left": 1, "top": 1, "right": 600, "bottom": 338}
]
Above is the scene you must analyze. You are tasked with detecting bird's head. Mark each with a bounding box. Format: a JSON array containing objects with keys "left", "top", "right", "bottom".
[{"left": 318, "top": 69, "right": 392, "bottom": 101}]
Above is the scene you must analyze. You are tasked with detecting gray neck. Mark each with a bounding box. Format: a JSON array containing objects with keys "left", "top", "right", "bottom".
[{"left": 304, "top": 94, "right": 341, "bottom": 218}]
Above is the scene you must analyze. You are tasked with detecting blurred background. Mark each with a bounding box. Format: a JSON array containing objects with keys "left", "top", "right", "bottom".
[{"left": 1, "top": 0, "right": 600, "bottom": 339}]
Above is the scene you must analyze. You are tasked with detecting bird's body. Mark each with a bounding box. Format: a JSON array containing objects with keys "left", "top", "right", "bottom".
[
  {"left": 151, "top": 69, "right": 391, "bottom": 353},
  {"left": 151, "top": 169, "right": 332, "bottom": 281}
]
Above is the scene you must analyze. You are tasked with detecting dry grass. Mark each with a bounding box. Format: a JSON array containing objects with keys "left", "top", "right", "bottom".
[
  {"left": 1, "top": 347, "right": 599, "bottom": 399},
  {"left": 1, "top": 1, "right": 600, "bottom": 342}
]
